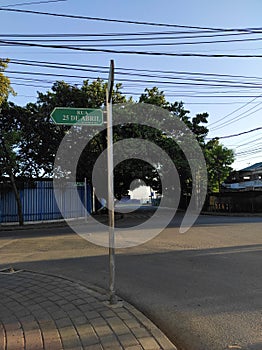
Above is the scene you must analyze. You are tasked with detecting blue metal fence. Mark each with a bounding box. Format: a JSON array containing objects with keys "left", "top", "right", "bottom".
[{"left": 0, "top": 181, "right": 92, "bottom": 224}]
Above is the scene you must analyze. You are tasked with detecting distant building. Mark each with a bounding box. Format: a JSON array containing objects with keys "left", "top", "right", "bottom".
[
  {"left": 222, "top": 162, "right": 262, "bottom": 191},
  {"left": 129, "top": 185, "right": 153, "bottom": 204},
  {"left": 206, "top": 162, "right": 262, "bottom": 213}
]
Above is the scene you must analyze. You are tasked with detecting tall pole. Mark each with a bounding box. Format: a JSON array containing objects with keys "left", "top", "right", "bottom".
[
  {"left": 92, "top": 186, "right": 96, "bottom": 214},
  {"left": 107, "top": 60, "right": 117, "bottom": 304},
  {"left": 84, "top": 177, "right": 88, "bottom": 222}
]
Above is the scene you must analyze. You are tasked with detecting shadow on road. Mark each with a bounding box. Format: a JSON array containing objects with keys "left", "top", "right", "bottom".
[{"left": 4, "top": 242, "right": 262, "bottom": 350}]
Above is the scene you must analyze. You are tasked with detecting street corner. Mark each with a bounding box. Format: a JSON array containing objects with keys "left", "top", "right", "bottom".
[{"left": 0, "top": 269, "right": 177, "bottom": 350}]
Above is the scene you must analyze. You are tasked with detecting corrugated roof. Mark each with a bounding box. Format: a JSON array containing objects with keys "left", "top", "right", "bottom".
[{"left": 240, "top": 162, "right": 262, "bottom": 172}]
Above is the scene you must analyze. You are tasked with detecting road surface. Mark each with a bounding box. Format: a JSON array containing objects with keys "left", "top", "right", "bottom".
[{"left": 0, "top": 211, "right": 261, "bottom": 350}]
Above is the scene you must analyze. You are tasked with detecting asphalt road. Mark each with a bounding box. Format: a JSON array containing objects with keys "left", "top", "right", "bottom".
[{"left": 0, "top": 211, "right": 261, "bottom": 350}]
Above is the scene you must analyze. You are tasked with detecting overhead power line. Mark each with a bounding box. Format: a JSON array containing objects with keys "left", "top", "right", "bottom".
[
  {"left": 234, "top": 136, "right": 262, "bottom": 148},
  {"left": 1, "top": 0, "right": 66, "bottom": 7},
  {"left": 3, "top": 7, "right": 262, "bottom": 34},
  {"left": 3, "top": 35, "right": 262, "bottom": 46},
  {"left": 0, "top": 6, "right": 262, "bottom": 36},
  {"left": 2, "top": 31, "right": 262, "bottom": 43},
  {"left": 208, "top": 93, "right": 262, "bottom": 127},
  {"left": 7, "top": 59, "right": 262, "bottom": 91},
  {"left": 210, "top": 100, "right": 262, "bottom": 131},
  {"left": 4, "top": 39, "right": 262, "bottom": 57},
  {"left": 236, "top": 146, "right": 262, "bottom": 156},
  {"left": 2, "top": 31, "right": 262, "bottom": 38},
  {"left": 7, "top": 78, "right": 262, "bottom": 100},
  {"left": 11, "top": 81, "right": 52, "bottom": 88},
  {"left": 7, "top": 77, "right": 262, "bottom": 99},
  {"left": 236, "top": 142, "right": 262, "bottom": 153},
  {"left": 7, "top": 58, "right": 262, "bottom": 81},
  {"left": 212, "top": 127, "right": 262, "bottom": 139},
  {"left": 6, "top": 68, "right": 262, "bottom": 89},
  {"left": 0, "top": 7, "right": 229, "bottom": 30},
  {"left": 236, "top": 153, "right": 262, "bottom": 160},
  {"left": 9, "top": 81, "right": 262, "bottom": 99}
]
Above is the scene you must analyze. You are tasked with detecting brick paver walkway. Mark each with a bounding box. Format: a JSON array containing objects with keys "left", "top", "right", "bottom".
[{"left": 0, "top": 270, "right": 176, "bottom": 350}]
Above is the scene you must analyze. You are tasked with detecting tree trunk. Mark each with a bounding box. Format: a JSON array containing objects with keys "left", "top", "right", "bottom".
[
  {"left": 0, "top": 135, "right": 24, "bottom": 226},
  {"left": 9, "top": 171, "right": 24, "bottom": 226}
]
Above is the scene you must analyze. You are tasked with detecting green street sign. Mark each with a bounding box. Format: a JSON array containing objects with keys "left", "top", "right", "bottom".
[{"left": 50, "top": 107, "right": 103, "bottom": 126}]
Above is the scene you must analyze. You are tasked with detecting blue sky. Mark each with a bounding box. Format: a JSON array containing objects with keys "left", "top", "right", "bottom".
[{"left": 1, "top": 0, "right": 262, "bottom": 170}]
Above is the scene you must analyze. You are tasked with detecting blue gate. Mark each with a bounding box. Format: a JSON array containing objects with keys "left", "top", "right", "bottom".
[{"left": 0, "top": 181, "right": 92, "bottom": 224}]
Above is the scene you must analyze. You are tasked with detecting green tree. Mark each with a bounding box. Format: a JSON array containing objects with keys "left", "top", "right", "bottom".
[
  {"left": 205, "top": 138, "right": 235, "bottom": 192},
  {"left": 12, "top": 82, "right": 234, "bottom": 206},
  {"left": 18, "top": 79, "right": 127, "bottom": 180},
  {"left": 138, "top": 87, "right": 209, "bottom": 200},
  {"left": 0, "top": 59, "right": 15, "bottom": 105},
  {"left": 0, "top": 62, "right": 24, "bottom": 224},
  {"left": 139, "top": 87, "right": 169, "bottom": 108},
  {"left": 19, "top": 84, "right": 211, "bottom": 202},
  {"left": 0, "top": 102, "right": 24, "bottom": 225}
]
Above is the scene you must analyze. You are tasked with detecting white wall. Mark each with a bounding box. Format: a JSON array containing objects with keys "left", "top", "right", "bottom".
[{"left": 129, "top": 186, "right": 151, "bottom": 201}]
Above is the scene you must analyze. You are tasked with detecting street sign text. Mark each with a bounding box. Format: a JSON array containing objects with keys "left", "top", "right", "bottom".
[{"left": 51, "top": 107, "right": 103, "bottom": 126}]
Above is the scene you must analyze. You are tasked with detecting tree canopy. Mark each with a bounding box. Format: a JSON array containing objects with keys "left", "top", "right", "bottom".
[
  {"left": 204, "top": 138, "right": 235, "bottom": 192},
  {"left": 1, "top": 78, "right": 235, "bottom": 204},
  {"left": 0, "top": 62, "right": 23, "bottom": 224},
  {"left": 0, "top": 59, "right": 15, "bottom": 105}
]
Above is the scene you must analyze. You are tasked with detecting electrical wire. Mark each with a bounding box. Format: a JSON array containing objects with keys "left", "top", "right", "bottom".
[
  {"left": 0, "top": 7, "right": 235, "bottom": 30},
  {"left": 236, "top": 147, "right": 262, "bottom": 156},
  {"left": 236, "top": 153, "right": 262, "bottom": 160},
  {"left": 8, "top": 81, "right": 262, "bottom": 98},
  {"left": 7, "top": 77, "right": 262, "bottom": 98},
  {"left": 3, "top": 6, "right": 262, "bottom": 34},
  {"left": 6, "top": 68, "right": 262, "bottom": 89},
  {"left": 2, "top": 31, "right": 262, "bottom": 38},
  {"left": 209, "top": 127, "right": 262, "bottom": 139},
  {"left": 11, "top": 81, "right": 51, "bottom": 88},
  {"left": 7, "top": 58, "right": 262, "bottom": 82},
  {"left": 4, "top": 39, "right": 262, "bottom": 57},
  {"left": 234, "top": 137, "right": 262, "bottom": 149},
  {"left": 3, "top": 32, "right": 262, "bottom": 44},
  {"left": 236, "top": 144, "right": 262, "bottom": 154},
  {"left": 236, "top": 140, "right": 262, "bottom": 151},
  {"left": 210, "top": 103, "right": 262, "bottom": 131},
  {"left": 0, "top": 0, "right": 66, "bottom": 7},
  {"left": 210, "top": 100, "right": 262, "bottom": 130},
  {"left": 208, "top": 93, "right": 262, "bottom": 128}
]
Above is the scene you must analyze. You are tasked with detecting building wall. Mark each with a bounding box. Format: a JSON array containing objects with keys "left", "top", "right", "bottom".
[{"left": 207, "top": 191, "right": 262, "bottom": 213}]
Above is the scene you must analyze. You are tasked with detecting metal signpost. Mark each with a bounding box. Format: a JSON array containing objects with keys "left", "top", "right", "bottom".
[
  {"left": 50, "top": 60, "right": 116, "bottom": 305},
  {"left": 107, "top": 60, "right": 117, "bottom": 305}
]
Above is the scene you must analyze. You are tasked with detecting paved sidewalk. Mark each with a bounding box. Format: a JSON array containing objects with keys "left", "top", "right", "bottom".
[{"left": 0, "top": 269, "right": 177, "bottom": 350}]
